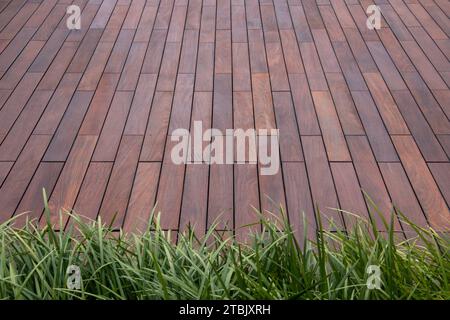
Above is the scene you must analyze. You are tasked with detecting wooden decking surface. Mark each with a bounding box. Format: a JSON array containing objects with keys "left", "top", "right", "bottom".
[{"left": 0, "top": 0, "right": 449, "bottom": 239}]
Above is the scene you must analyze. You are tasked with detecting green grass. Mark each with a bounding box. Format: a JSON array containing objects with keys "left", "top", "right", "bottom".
[{"left": 0, "top": 198, "right": 448, "bottom": 300}]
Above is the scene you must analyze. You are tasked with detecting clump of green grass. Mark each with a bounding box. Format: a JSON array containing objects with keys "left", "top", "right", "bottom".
[{"left": 0, "top": 199, "right": 448, "bottom": 299}]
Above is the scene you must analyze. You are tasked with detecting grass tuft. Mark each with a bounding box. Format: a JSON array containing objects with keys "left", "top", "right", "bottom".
[{"left": 0, "top": 200, "right": 448, "bottom": 299}]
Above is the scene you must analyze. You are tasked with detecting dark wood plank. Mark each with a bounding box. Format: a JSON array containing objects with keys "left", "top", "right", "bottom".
[
  {"left": 302, "top": 136, "right": 342, "bottom": 230},
  {"left": 379, "top": 162, "right": 428, "bottom": 231},
  {"left": 14, "top": 162, "right": 64, "bottom": 226},
  {"left": 0, "top": 135, "right": 51, "bottom": 220},
  {"left": 73, "top": 162, "right": 113, "bottom": 222},
  {"left": 123, "top": 162, "right": 160, "bottom": 233},
  {"left": 99, "top": 135, "right": 143, "bottom": 229},
  {"left": 92, "top": 91, "right": 134, "bottom": 161},
  {"left": 331, "top": 162, "right": 369, "bottom": 229},
  {"left": 392, "top": 136, "right": 450, "bottom": 231},
  {"left": 346, "top": 135, "right": 400, "bottom": 231},
  {"left": 43, "top": 135, "right": 97, "bottom": 227},
  {"left": 234, "top": 164, "right": 259, "bottom": 241}
]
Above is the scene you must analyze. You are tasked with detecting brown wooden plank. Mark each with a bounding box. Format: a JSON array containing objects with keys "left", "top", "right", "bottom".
[
  {"left": 379, "top": 162, "right": 428, "bottom": 231},
  {"left": 123, "top": 162, "right": 161, "bottom": 233},
  {"left": 208, "top": 164, "right": 233, "bottom": 229},
  {"left": 0, "top": 161, "right": 13, "bottom": 187},
  {"left": 232, "top": 42, "right": 251, "bottom": 91},
  {"left": 0, "top": 135, "right": 51, "bottom": 220},
  {"left": 195, "top": 42, "right": 214, "bottom": 91},
  {"left": 428, "top": 163, "right": 450, "bottom": 210},
  {"left": 272, "top": 92, "right": 303, "bottom": 161},
  {"left": 299, "top": 42, "right": 328, "bottom": 91},
  {"left": 302, "top": 136, "right": 342, "bottom": 230},
  {"left": 312, "top": 91, "right": 350, "bottom": 162},
  {"left": 215, "top": 29, "right": 232, "bottom": 74},
  {"left": 37, "top": 42, "right": 78, "bottom": 90},
  {"left": 351, "top": 90, "right": 399, "bottom": 162},
  {"left": 392, "top": 136, "right": 450, "bottom": 231},
  {"left": 346, "top": 135, "right": 400, "bottom": 231},
  {"left": 402, "top": 72, "right": 450, "bottom": 134},
  {"left": 252, "top": 73, "right": 276, "bottom": 130},
  {"left": 288, "top": 73, "right": 320, "bottom": 135},
  {"left": 124, "top": 74, "right": 158, "bottom": 135},
  {"left": 331, "top": 162, "right": 369, "bottom": 229},
  {"left": 180, "top": 164, "right": 209, "bottom": 235},
  {"left": 141, "top": 29, "right": 168, "bottom": 73},
  {"left": 168, "top": 73, "right": 195, "bottom": 131},
  {"left": 234, "top": 164, "right": 259, "bottom": 241},
  {"left": 14, "top": 162, "right": 64, "bottom": 226},
  {"left": 282, "top": 162, "right": 316, "bottom": 241},
  {"left": 279, "top": 29, "right": 304, "bottom": 74},
  {"left": 179, "top": 29, "right": 199, "bottom": 73},
  {"left": 43, "top": 91, "right": 94, "bottom": 161},
  {"left": 326, "top": 72, "right": 364, "bottom": 135},
  {"left": 155, "top": 162, "right": 186, "bottom": 230},
  {"left": 92, "top": 91, "right": 134, "bottom": 161},
  {"left": 0, "top": 73, "right": 42, "bottom": 136},
  {"left": 73, "top": 162, "right": 113, "bottom": 222},
  {"left": 141, "top": 91, "right": 174, "bottom": 161},
  {"left": 364, "top": 72, "right": 410, "bottom": 135},
  {"left": 391, "top": 90, "right": 448, "bottom": 162},
  {"left": 0, "top": 40, "right": 44, "bottom": 90},
  {"left": 99, "top": 135, "right": 143, "bottom": 229},
  {"left": 43, "top": 135, "right": 97, "bottom": 227},
  {"left": 0, "top": 90, "right": 53, "bottom": 161},
  {"left": 213, "top": 73, "right": 233, "bottom": 131},
  {"left": 79, "top": 73, "right": 120, "bottom": 135},
  {"left": 266, "top": 41, "right": 290, "bottom": 91},
  {"left": 231, "top": 3, "right": 247, "bottom": 43}
]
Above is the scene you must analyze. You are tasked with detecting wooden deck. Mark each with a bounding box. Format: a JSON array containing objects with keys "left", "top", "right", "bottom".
[{"left": 0, "top": 0, "right": 449, "bottom": 239}]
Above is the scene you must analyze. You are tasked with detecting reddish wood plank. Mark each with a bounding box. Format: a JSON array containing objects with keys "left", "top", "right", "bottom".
[
  {"left": 43, "top": 135, "right": 97, "bottom": 227},
  {"left": 252, "top": 73, "right": 276, "bottom": 130},
  {"left": 213, "top": 74, "right": 233, "bottom": 131},
  {"left": 272, "top": 92, "right": 303, "bottom": 161},
  {"left": 123, "top": 162, "right": 161, "bottom": 233},
  {"left": 0, "top": 135, "right": 51, "bottom": 220},
  {"left": 346, "top": 136, "right": 400, "bottom": 231},
  {"left": 282, "top": 162, "right": 316, "bottom": 241},
  {"left": 234, "top": 164, "right": 259, "bottom": 241},
  {"left": 0, "top": 90, "right": 53, "bottom": 161},
  {"left": 99, "top": 135, "right": 143, "bottom": 229},
  {"left": 428, "top": 163, "right": 450, "bottom": 211},
  {"left": 92, "top": 91, "right": 134, "bottom": 161},
  {"left": 326, "top": 73, "right": 364, "bottom": 135},
  {"left": 312, "top": 91, "right": 350, "bottom": 162},
  {"left": 350, "top": 91, "right": 399, "bottom": 162},
  {"left": 155, "top": 162, "right": 186, "bottom": 230},
  {"left": 302, "top": 136, "right": 342, "bottom": 230},
  {"left": 0, "top": 161, "right": 13, "bottom": 187},
  {"left": 141, "top": 91, "right": 174, "bottom": 161},
  {"left": 43, "top": 91, "right": 94, "bottom": 161},
  {"left": 379, "top": 162, "right": 428, "bottom": 231},
  {"left": 289, "top": 73, "right": 320, "bottom": 135},
  {"left": 124, "top": 74, "right": 158, "bottom": 135},
  {"left": 232, "top": 42, "right": 251, "bottom": 91},
  {"left": 208, "top": 164, "right": 233, "bottom": 229},
  {"left": 392, "top": 136, "right": 450, "bottom": 231},
  {"left": 79, "top": 73, "right": 120, "bottom": 135},
  {"left": 73, "top": 162, "right": 113, "bottom": 222},
  {"left": 180, "top": 164, "right": 209, "bottom": 235},
  {"left": 331, "top": 162, "right": 369, "bottom": 229},
  {"left": 364, "top": 73, "right": 410, "bottom": 135},
  {"left": 168, "top": 73, "right": 195, "bottom": 131},
  {"left": 14, "top": 162, "right": 64, "bottom": 226}
]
